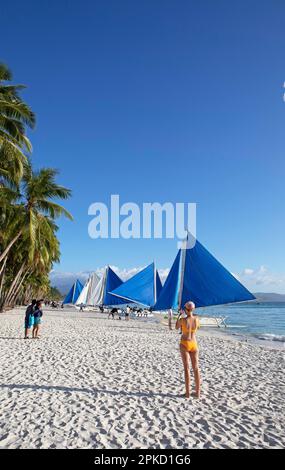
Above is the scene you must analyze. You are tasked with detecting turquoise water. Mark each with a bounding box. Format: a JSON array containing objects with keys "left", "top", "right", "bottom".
[{"left": 198, "top": 302, "right": 285, "bottom": 343}]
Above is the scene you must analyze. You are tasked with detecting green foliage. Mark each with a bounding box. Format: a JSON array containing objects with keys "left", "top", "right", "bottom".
[
  {"left": 0, "top": 63, "right": 35, "bottom": 184},
  {"left": 0, "top": 62, "right": 72, "bottom": 311},
  {"left": 48, "top": 286, "right": 63, "bottom": 301}
]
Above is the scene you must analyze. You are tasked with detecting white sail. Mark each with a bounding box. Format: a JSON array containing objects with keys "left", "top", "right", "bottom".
[
  {"left": 75, "top": 272, "right": 100, "bottom": 306},
  {"left": 89, "top": 270, "right": 106, "bottom": 306},
  {"left": 76, "top": 278, "right": 90, "bottom": 305},
  {"left": 86, "top": 272, "right": 100, "bottom": 305}
]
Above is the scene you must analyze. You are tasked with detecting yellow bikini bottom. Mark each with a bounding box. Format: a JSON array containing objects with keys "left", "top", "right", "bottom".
[{"left": 180, "top": 339, "right": 198, "bottom": 353}]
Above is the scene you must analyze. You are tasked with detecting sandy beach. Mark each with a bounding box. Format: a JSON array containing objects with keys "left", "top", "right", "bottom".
[{"left": 0, "top": 307, "right": 284, "bottom": 449}]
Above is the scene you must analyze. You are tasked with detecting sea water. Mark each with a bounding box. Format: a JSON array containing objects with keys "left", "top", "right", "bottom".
[{"left": 199, "top": 302, "right": 285, "bottom": 344}]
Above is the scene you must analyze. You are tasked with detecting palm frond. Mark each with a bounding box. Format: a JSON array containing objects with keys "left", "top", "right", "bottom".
[
  {"left": 0, "top": 63, "right": 12, "bottom": 81},
  {"left": 36, "top": 199, "right": 73, "bottom": 220}
]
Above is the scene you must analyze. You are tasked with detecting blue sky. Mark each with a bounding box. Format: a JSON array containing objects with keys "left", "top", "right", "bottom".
[{"left": 2, "top": 1, "right": 285, "bottom": 292}]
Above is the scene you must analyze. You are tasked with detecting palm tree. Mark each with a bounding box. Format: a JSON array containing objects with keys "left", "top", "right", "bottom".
[
  {"left": 0, "top": 63, "right": 35, "bottom": 184},
  {"left": 1, "top": 215, "right": 61, "bottom": 309},
  {"left": 0, "top": 64, "right": 73, "bottom": 311},
  {"left": 0, "top": 163, "right": 73, "bottom": 265}
]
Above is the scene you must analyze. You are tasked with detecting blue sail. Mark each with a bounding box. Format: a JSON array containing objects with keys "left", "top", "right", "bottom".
[
  {"left": 63, "top": 279, "right": 84, "bottom": 304},
  {"left": 155, "top": 239, "right": 255, "bottom": 310},
  {"left": 154, "top": 251, "right": 182, "bottom": 310},
  {"left": 110, "top": 262, "right": 158, "bottom": 307},
  {"left": 102, "top": 267, "right": 124, "bottom": 306},
  {"left": 156, "top": 271, "right": 163, "bottom": 299}
]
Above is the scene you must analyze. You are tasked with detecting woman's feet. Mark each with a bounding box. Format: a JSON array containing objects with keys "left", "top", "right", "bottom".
[{"left": 182, "top": 391, "right": 200, "bottom": 399}]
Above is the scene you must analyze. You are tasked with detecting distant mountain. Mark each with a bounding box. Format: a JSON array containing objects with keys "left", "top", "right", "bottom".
[
  {"left": 50, "top": 271, "right": 90, "bottom": 295},
  {"left": 253, "top": 292, "right": 285, "bottom": 302}
]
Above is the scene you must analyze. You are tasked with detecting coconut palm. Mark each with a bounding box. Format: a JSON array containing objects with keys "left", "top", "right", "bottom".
[
  {"left": 0, "top": 64, "right": 72, "bottom": 311},
  {"left": 0, "top": 63, "right": 35, "bottom": 184},
  {"left": 0, "top": 162, "right": 72, "bottom": 265},
  {"left": 0, "top": 163, "right": 73, "bottom": 310},
  {"left": 1, "top": 215, "right": 61, "bottom": 309}
]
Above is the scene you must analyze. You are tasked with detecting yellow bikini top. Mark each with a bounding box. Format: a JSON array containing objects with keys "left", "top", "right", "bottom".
[{"left": 181, "top": 316, "right": 199, "bottom": 335}]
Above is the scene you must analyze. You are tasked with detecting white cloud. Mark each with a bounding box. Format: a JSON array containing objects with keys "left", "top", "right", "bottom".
[
  {"left": 237, "top": 266, "right": 285, "bottom": 292},
  {"left": 242, "top": 268, "right": 254, "bottom": 275}
]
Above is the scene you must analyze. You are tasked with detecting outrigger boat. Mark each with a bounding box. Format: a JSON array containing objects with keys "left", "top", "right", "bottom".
[{"left": 198, "top": 315, "right": 228, "bottom": 328}]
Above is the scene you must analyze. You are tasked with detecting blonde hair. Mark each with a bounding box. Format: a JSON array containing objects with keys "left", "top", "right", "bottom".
[{"left": 185, "top": 301, "right": 195, "bottom": 310}]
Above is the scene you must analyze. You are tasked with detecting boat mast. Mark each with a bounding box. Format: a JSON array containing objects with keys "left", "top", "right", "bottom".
[
  {"left": 177, "top": 234, "right": 187, "bottom": 310},
  {"left": 153, "top": 260, "right": 157, "bottom": 304}
]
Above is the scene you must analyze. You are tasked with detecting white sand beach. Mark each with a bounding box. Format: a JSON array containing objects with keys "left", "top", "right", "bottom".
[{"left": 0, "top": 307, "right": 284, "bottom": 449}]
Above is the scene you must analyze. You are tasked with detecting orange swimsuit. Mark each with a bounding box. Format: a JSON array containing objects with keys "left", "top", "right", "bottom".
[{"left": 180, "top": 317, "right": 199, "bottom": 352}]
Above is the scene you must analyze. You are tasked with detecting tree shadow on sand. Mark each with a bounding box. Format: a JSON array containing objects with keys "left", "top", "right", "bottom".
[{"left": 0, "top": 337, "right": 25, "bottom": 340}]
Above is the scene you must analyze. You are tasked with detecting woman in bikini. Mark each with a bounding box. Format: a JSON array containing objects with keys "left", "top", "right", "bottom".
[{"left": 176, "top": 301, "right": 201, "bottom": 398}]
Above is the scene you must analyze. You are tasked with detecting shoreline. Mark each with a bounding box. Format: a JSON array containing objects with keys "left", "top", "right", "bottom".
[
  {"left": 0, "top": 307, "right": 284, "bottom": 449},
  {"left": 157, "top": 314, "right": 285, "bottom": 351}
]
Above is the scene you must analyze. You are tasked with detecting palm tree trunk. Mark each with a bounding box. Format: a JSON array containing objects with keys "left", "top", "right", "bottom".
[
  {"left": 0, "top": 230, "right": 22, "bottom": 264},
  {"left": 8, "top": 269, "right": 30, "bottom": 307},
  {"left": 0, "top": 255, "right": 7, "bottom": 278},
  {"left": 0, "top": 256, "right": 8, "bottom": 311},
  {"left": 3, "top": 261, "right": 25, "bottom": 309},
  {"left": 23, "top": 284, "right": 32, "bottom": 304}
]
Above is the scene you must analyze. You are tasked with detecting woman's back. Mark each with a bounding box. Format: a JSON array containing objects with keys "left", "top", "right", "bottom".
[{"left": 181, "top": 316, "right": 199, "bottom": 338}]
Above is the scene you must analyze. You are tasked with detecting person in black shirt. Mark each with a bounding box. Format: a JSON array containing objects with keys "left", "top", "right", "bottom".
[{"left": 108, "top": 307, "right": 116, "bottom": 319}]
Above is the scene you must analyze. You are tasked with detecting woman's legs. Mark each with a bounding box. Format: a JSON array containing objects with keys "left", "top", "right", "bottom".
[
  {"left": 180, "top": 344, "right": 191, "bottom": 398},
  {"left": 190, "top": 351, "right": 200, "bottom": 398},
  {"left": 33, "top": 324, "right": 39, "bottom": 338}
]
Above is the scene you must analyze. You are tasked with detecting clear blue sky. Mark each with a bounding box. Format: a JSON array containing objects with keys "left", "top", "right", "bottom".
[{"left": 2, "top": 0, "right": 285, "bottom": 291}]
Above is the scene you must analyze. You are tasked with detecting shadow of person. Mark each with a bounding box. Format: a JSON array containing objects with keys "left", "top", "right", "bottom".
[{"left": 0, "top": 383, "right": 179, "bottom": 399}]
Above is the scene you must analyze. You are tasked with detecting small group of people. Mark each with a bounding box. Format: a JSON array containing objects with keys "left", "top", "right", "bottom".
[
  {"left": 23, "top": 296, "right": 200, "bottom": 398},
  {"left": 24, "top": 299, "right": 44, "bottom": 339},
  {"left": 107, "top": 305, "right": 131, "bottom": 320}
]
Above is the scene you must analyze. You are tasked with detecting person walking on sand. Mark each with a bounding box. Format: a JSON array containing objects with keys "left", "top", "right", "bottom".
[
  {"left": 24, "top": 299, "right": 36, "bottom": 339},
  {"left": 125, "top": 305, "right": 130, "bottom": 321},
  {"left": 32, "top": 300, "right": 43, "bottom": 339},
  {"left": 168, "top": 308, "right": 173, "bottom": 330},
  {"left": 176, "top": 301, "right": 201, "bottom": 399}
]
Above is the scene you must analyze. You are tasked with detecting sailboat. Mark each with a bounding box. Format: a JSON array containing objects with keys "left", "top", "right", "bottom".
[
  {"left": 75, "top": 272, "right": 100, "bottom": 307},
  {"left": 154, "top": 234, "right": 255, "bottom": 311},
  {"left": 63, "top": 279, "right": 84, "bottom": 305},
  {"left": 109, "top": 262, "right": 162, "bottom": 308},
  {"left": 87, "top": 265, "right": 127, "bottom": 307}
]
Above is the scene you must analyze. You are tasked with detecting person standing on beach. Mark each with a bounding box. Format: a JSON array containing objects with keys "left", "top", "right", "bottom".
[
  {"left": 32, "top": 300, "right": 43, "bottom": 339},
  {"left": 176, "top": 301, "right": 201, "bottom": 399},
  {"left": 125, "top": 305, "right": 130, "bottom": 321},
  {"left": 168, "top": 308, "right": 173, "bottom": 330},
  {"left": 24, "top": 299, "right": 36, "bottom": 339}
]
